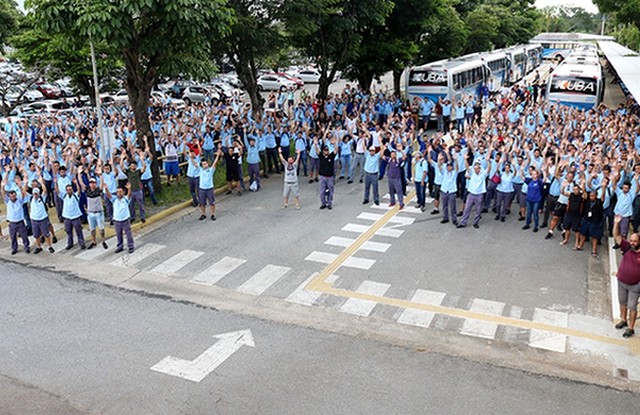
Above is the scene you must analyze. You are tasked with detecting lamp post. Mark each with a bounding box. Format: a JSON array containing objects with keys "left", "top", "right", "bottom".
[{"left": 90, "top": 39, "right": 106, "bottom": 161}]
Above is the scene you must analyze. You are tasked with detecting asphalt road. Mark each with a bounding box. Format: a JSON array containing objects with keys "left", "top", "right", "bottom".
[{"left": 1, "top": 261, "right": 637, "bottom": 415}]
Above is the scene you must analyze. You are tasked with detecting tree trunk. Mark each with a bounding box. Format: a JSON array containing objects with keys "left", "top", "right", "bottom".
[
  {"left": 357, "top": 72, "right": 373, "bottom": 93},
  {"left": 235, "top": 56, "right": 261, "bottom": 118},
  {"left": 393, "top": 69, "right": 402, "bottom": 96},
  {"left": 123, "top": 47, "right": 161, "bottom": 192}
]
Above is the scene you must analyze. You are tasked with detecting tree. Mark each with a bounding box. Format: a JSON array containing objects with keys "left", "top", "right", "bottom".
[
  {"left": 11, "top": 25, "right": 122, "bottom": 106},
  {"left": 215, "top": 0, "right": 284, "bottom": 117},
  {"left": 0, "top": 69, "right": 44, "bottom": 117},
  {"left": 418, "top": 4, "right": 468, "bottom": 63},
  {"left": 0, "top": 0, "right": 20, "bottom": 53},
  {"left": 464, "top": 5, "right": 499, "bottom": 53},
  {"left": 29, "top": 0, "right": 233, "bottom": 191},
  {"left": 281, "top": 0, "right": 394, "bottom": 100},
  {"left": 593, "top": 0, "right": 640, "bottom": 32},
  {"left": 343, "top": 0, "right": 445, "bottom": 93}
]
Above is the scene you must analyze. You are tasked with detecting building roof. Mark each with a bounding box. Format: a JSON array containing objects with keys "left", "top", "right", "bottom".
[{"left": 598, "top": 41, "right": 640, "bottom": 102}]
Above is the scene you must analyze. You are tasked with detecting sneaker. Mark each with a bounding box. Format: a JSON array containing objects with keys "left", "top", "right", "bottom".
[
  {"left": 308, "top": 179, "right": 314, "bottom": 184},
  {"left": 80, "top": 245, "right": 86, "bottom": 250},
  {"left": 102, "top": 242, "right": 108, "bottom": 249},
  {"left": 388, "top": 203, "right": 396, "bottom": 207},
  {"left": 320, "top": 205, "right": 326, "bottom": 210},
  {"left": 440, "top": 219, "right": 449, "bottom": 224},
  {"left": 40, "top": 236, "right": 45, "bottom": 243},
  {"left": 518, "top": 216, "right": 525, "bottom": 222},
  {"left": 11, "top": 249, "right": 17, "bottom": 255},
  {"left": 533, "top": 227, "right": 538, "bottom": 233},
  {"left": 87, "top": 242, "right": 96, "bottom": 250},
  {"left": 494, "top": 215, "right": 500, "bottom": 221},
  {"left": 141, "top": 218, "right": 146, "bottom": 223},
  {"left": 327, "top": 205, "right": 333, "bottom": 210},
  {"left": 115, "top": 248, "right": 124, "bottom": 253},
  {"left": 545, "top": 233, "right": 553, "bottom": 240},
  {"left": 623, "top": 328, "right": 635, "bottom": 338},
  {"left": 347, "top": 180, "right": 353, "bottom": 184},
  {"left": 33, "top": 247, "right": 43, "bottom": 255},
  {"left": 24, "top": 247, "right": 31, "bottom": 254},
  {"left": 282, "top": 205, "right": 288, "bottom": 209},
  {"left": 211, "top": 215, "right": 216, "bottom": 221},
  {"left": 399, "top": 205, "right": 404, "bottom": 210},
  {"left": 456, "top": 224, "right": 466, "bottom": 229},
  {"left": 420, "top": 206, "right": 426, "bottom": 212},
  {"left": 199, "top": 215, "right": 206, "bottom": 221},
  {"left": 65, "top": 245, "right": 73, "bottom": 251},
  {"left": 48, "top": 247, "right": 55, "bottom": 253},
  {"left": 296, "top": 205, "right": 301, "bottom": 210},
  {"left": 612, "top": 243, "right": 620, "bottom": 249},
  {"left": 473, "top": 224, "right": 479, "bottom": 229},
  {"left": 430, "top": 209, "right": 439, "bottom": 215},
  {"left": 540, "top": 222, "right": 547, "bottom": 229},
  {"left": 314, "top": 178, "right": 319, "bottom": 182},
  {"left": 362, "top": 200, "right": 369, "bottom": 205},
  {"left": 615, "top": 321, "right": 628, "bottom": 330},
  {"left": 500, "top": 217, "right": 505, "bottom": 222},
  {"left": 522, "top": 225, "right": 530, "bottom": 230},
  {"left": 359, "top": 179, "right": 363, "bottom": 183},
  {"left": 52, "top": 236, "right": 58, "bottom": 244},
  {"left": 374, "top": 201, "right": 380, "bottom": 206},
  {"left": 481, "top": 208, "right": 488, "bottom": 213},
  {"left": 457, "top": 211, "right": 463, "bottom": 217},
  {"left": 128, "top": 248, "right": 135, "bottom": 254}
]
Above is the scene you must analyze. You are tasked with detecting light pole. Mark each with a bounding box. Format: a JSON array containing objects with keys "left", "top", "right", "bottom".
[{"left": 90, "top": 39, "right": 106, "bottom": 161}]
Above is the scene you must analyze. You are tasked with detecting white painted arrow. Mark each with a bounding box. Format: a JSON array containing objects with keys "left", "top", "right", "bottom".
[{"left": 150, "top": 329, "right": 255, "bottom": 382}]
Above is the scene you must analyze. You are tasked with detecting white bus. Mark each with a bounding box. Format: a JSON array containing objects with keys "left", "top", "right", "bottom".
[
  {"left": 547, "top": 63, "right": 604, "bottom": 110},
  {"left": 505, "top": 47, "right": 527, "bottom": 85},
  {"left": 524, "top": 44, "right": 544, "bottom": 74},
  {"left": 484, "top": 51, "right": 509, "bottom": 91},
  {"left": 404, "top": 59, "right": 490, "bottom": 105}
]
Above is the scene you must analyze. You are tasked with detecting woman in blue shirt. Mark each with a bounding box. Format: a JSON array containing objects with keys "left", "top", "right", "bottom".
[{"left": 521, "top": 165, "right": 545, "bottom": 232}]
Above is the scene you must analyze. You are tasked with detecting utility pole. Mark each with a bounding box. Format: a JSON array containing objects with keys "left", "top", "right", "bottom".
[
  {"left": 90, "top": 39, "right": 106, "bottom": 161},
  {"left": 601, "top": 14, "right": 606, "bottom": 36}
]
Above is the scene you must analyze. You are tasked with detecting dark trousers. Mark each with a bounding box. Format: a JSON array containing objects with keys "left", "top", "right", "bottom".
[
  {"left": 142, "top": 179, "right": 158, "bottom": 205},
  {"left": 188, "top": 176, "right": 199, "bottom": 205},
  {"left": 415, "top": 181, "right": 426, "bottom": 207},
  {"left": 248, "top": 163, "right": 260, "bottom": 189},
  {"left": 114, "top": 220, "right": 134, "bottom": 250},
  {"left": 129, "top": 189, "right": 146, "bottom": 221},
  {"left": 319, "top": 176, "right": 335, "bottom": 207},
  {"left": 542, "top": 194, "right": 558, "bottom": 225},
  {"left": 266, "top": 147, "right": 280, "bottom": 173},
  {"left": 496, "top": 190, "right": 515, "bottom": 219},
  {"left": 9, "top": 221, "right": 29, "bottom": 252},
  {"left": 441, "top": 191, "right": 457, "bottom": 222},
  {"left": 64, "top": 217, "right": 85, "bottom": 248},
  {"left": 484, "top": 180, "right": 498, "bottom": 210},
  {"left": 104, "top": 194, "right": 114, "bottom": 222},
  {"left": 364, "top": 172, "right": 379, "bottom": 203},
  {"left": 259, "top": 151, "right": 268, "bottom": 175}
]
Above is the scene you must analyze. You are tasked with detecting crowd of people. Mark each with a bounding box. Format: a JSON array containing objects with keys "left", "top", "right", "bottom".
[{"left": 1, "top": 70, "right": 640, "bottom": 336}]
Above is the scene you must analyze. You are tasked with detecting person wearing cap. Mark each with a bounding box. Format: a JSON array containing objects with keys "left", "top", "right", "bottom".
[
  {"left": 194, "top": 149, "right": 221, "bottom": 221},
  {"left": 1, "top": 169, "right": 30, "bottom": 255},
  {"left": 362, "top": 144, "right": 383, "bottom": 205},
  {"left": 78, "top": 175, "right": 108, "bottom": 250},
  {"left": 27, "top": 178, "right": 55, "bottom": 254},
  {"left": 382, "top": 144, "right": 406, "bottom": 209},
  {"left": 104, "top": 182, "right": 135, "bottom": 254},
  {"left": 54, "top": 164, "right": 72, "bottom": 223}
]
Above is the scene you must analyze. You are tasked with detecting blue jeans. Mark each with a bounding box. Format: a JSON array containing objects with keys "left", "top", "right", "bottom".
[
  {"left": 340, "top": 154, "right": 351, "bottom": 178},
  {"left": 142, "top": 179, "right": 158, "bottom": 204},
  {"left": 414, "top": 181, "right": 426, "bottom": 207},
  {"left": 525, "top": 200, "right": 540, "bottom": 227}
]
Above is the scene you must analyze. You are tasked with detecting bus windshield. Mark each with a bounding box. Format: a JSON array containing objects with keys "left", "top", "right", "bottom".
[
  {"left": 549, "top": 76, "right": 597, "bottom": 96},
  {"left": 409, "top": 70, "right": 447, "bottom": 87}
]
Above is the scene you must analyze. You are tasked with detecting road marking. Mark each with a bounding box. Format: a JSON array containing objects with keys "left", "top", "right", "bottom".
[
  {"left": 502, "top": 306, "right": 525, "bottom": 343},
  {"left": 339, "top": 280, "right": 390, "bottom": 317},
  {"left": 382, "top": 193, "right": 417, "bottom": 203},
  {"left": 286, "top": 273, "right": 339, "bottom": 306},
  {"left": 324, "top": 236, "right": 391, "bottom": 253},
  {"left": 608, "top": 236, "right": 620, "bottom": 323},
  {"left": 357, "top": 212, "right": 415, "bottom": 226},
  {"left": 342, "top": 223, "right": 403, "bottom": 238},
  {"left": 370, "top": 203, "right": 423, "bottom": 214},
  {"left": 397, "top": 289, "right": 446, "bottom": 328},
  {"left": 74, "top": 238, "right": 117, "bottom": 260},
  {"left": 150, "top": 249, "right": 204, "bottom": 276},
  {"left": 529, "top": 308, "right": 568, "bottom": 353},
  {"left": 460, "top": 299, "right": 506, "bottom": 339},
  {"left": 150, "top": 330, "right": 255, "bottom": 383},
  {"left": 236, "top": 264, "right": 291, "bottom": 296},
  {"left": 110, "top": 243, "right": 165, "bottom": 268},
  {"left": 305, "top": 251, "right": 375, "bottom": 270},
  {"left": 191, "top": 257, "right": 247, "bottom": 286}
]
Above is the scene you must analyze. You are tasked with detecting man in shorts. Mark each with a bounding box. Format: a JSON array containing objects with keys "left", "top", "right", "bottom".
[
  {"left": 193, "top": 150, "right": 221, "bottom": 221},
  {"left": 28, "top": 184, "right": 55, "bottom": 254},
  {"left": 80, "top": 177, "right": 108, "bottom": 250},
  {"left": 279, "top": 147, "right": 301, "bottom": 209},
  {"left": 612, "top": 215, "right": 640, "bottom": 338}
]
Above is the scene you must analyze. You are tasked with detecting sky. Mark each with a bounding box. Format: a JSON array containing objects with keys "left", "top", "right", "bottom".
[
  {"left": 535, "top": 0, "right": 599, "bottom": 14},
  {"left": 15, "top": 0, "right": 600, "bottom": 15}
]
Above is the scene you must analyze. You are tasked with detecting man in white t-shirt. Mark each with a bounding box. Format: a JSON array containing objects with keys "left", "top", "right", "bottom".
[{"left": 279, "top": 148, "right": 301, "bottom": 209}]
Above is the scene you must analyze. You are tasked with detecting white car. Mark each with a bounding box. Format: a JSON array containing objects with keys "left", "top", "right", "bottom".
[
  {"left": 181, "top": 85, "right": 220, "bottom": 105},
  {"left": 257, "top": 74, "right": 297, "bottom": 91},
  {"left": 111, "top": 89, "right": 129, "bottom": 104},
  {"left": 54, "top": 79, "right": 74, "bottom": 97},
  {"left": 294, "top": 69, "right": 322, "bottom": 84},
  {"left": 150, "top": 91, "right": 186, "bottom": 109},
  {"left": 4, "top": 86, "right": 43, "bottom": 104}
]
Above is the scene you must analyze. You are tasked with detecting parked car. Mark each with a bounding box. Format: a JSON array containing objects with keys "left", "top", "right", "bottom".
[
  {"left": 12, "top": 99, "right": 72, "bottom": 116},
  {"left": 294, "top": 69, "right": 322, "bottom": 84},
  {"left": 54, "top": 80, "right": 75, "bottom": 97},
  {"left": 150, "top": 91, "right": 186, "bottom": 109},
  {"left": 36, "top": 83, "right": 62, "bottom": 99},
  {"left": 208, "top": 81, "right": 245, "bottom": 100},
  {"left": 111, "top": 89, "right": 129, "bottom": 104},
  {"left": 275, "top": 72, "right": 304, "bottom": 88},
  {"left": 257, "top": 74, "right": 297, "bottom": 91},
  {"left": 181, "top": 85, "right": 219, "bottom": 105}
]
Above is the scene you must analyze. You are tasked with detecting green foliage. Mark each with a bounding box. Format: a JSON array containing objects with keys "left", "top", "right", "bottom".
[
  {"left": 0, "top": 0, "right": 21, "bottom": 52},
  {"left": 613, "top": 25, "right": 640, "bottom": 52},
  {"left": 464, "top": 5, "right": 499, "bottom": 53},
  {"left": 593, "top": 0, "right": 640, "bottom": 30},
  {"left": 538, "top": 6, "right": 603, "bottom": 34},
  {"left": 281, "top": 0, "right": 394, "bottom": 98},
  {"left": 418, "top": 3, "right": 468, "bottom": 63}
]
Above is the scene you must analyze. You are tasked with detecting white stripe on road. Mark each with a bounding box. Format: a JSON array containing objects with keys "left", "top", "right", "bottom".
[
  {"left": 397, "top": 289, "right": 446, "bottom": 328},
  {"left": 460, "top": 299, "right": 506, "bottom": 339},
  {"left": 370, "top": 203, "right": 423, "bottom": 214},
  {"left": 110, "top": 243, "right": 166, "bottom": 268},
  {"left": 529, "top": 308, "right": 569, "bottom": 353},
  {"left": 285, "top": 273, "right": 339, "bottom": 306},
  {"left": 150, "top": 249, "right": 204, "bottom": 276},
  {"left": 236, "top": 264, "right": 291, "bottom": 296},
  {"left": 357, "top": 212, "right": 415, "bottom": 226},
  {"left": 74, "top": 237, "right": 117, "bottom": 260},
  {"left": 305, "top": 251, "right": 375, "bottom": 270},
  {"left": 339, "top": 280, "right": 390, "bottom": 317},
  {"left": 324, "top": 236, "right": 391, "bottom": 253},
  {"left": 191, "top": 257, "right": 247, "bottom": 286},
  {"left": 342, "top": 223, "right": 403, "bottom": 238}
]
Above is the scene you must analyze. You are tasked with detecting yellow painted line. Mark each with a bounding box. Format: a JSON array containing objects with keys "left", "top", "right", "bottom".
[
  {"left": 305, "top": 190, "right": 640, "bottom": 354},
  {"left": 305, "top": 191, "right": 417, "bottom": 292}
]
